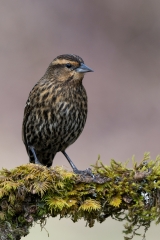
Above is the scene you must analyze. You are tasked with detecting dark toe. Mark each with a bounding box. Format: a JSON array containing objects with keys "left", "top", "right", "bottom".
[{"left": 73, "top": 168, "right": 94, "bottom": 178}]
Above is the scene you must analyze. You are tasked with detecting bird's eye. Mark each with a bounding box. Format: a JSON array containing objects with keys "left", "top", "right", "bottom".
[{"left": 66, "top": 63, "right": 72, "bottom": 68}]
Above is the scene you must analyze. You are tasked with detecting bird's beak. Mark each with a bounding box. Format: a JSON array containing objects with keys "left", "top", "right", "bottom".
[{"left": 76, "top": 63, "right": 94, "bottom": 73}]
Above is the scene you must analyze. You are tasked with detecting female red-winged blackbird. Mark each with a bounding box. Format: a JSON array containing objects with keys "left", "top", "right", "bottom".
[{"left": 22, "top": 54, "right": 93, "bottom": 174}]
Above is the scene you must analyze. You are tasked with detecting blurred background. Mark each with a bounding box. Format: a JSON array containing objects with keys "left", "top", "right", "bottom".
[{"left": 0, "top": 0, "right": 160, "bottom": 239}]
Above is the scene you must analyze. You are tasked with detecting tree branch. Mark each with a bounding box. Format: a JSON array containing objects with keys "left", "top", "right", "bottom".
[{"left": 0, "top": 153, "right": 160, "bottom": 240}]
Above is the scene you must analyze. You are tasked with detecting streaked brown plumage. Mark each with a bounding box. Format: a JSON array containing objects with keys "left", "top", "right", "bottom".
[{"left": 22, "top": 54, "right": 93, "bottom": 173}]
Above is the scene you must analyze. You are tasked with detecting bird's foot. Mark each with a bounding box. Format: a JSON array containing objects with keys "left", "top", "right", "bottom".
[
  {"left": 62, "top": 151, "right": 94, "bottom": 178},
  {"left": 73, "top": 167, "right": 94, "bottom": 178}
]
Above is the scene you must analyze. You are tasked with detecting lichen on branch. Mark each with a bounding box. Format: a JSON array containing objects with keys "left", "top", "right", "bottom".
[{"left": 0, "top": 153, "right": 160, "bottom": 240}]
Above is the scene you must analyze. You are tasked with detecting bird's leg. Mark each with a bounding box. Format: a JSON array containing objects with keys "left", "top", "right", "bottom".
[
  {"left": 62, "top": 151, "right": 94, "bottom": 177},
  {"left": 62, "top": 151, "right": 78, "bottom": 172},
  {"left": 28, "top": 146, "right": 42, "bottom": 165}
]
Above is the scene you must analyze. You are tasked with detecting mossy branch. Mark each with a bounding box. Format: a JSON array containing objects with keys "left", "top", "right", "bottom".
[{"left": 0, "top": 153, "right": 160, "bottom": 240}]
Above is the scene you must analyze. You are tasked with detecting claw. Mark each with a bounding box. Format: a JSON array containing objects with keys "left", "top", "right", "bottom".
[
  {"left": 73, "top": 167, "right": 94, "bottom": 178},
  {"left": 62, "top": 151, "right": 94, "bottom": 178}
]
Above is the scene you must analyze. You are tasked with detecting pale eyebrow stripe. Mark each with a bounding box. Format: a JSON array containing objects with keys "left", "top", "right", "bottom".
[{"left": 52, "top": 59, "right": 78, "bottom": 65}]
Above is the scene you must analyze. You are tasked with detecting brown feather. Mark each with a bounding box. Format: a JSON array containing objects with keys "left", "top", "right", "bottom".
[{"left": 22, "top": 54, "right": 90, "bottom": 167}]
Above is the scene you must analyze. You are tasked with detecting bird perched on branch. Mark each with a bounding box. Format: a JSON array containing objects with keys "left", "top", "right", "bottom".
[{"left": 22, "top": 54, "right": 93, "bottom": 174}]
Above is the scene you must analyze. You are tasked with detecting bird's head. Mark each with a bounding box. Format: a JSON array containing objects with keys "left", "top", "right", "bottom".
[{"left": 45, "top": 54, "right": 93, "bottom": 83}]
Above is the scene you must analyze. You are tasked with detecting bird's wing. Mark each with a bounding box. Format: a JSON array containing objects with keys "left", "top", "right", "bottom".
[
  {"left": 22, "top": 97, "right": 33, "bottom": 153},
  {"left": 22, "top": 81, "right": 39, "bottom": 151}
]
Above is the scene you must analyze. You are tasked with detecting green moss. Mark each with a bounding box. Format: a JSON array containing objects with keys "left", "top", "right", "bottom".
[{"left": 0, "top": 153, "right": 160, "bottom": 239}]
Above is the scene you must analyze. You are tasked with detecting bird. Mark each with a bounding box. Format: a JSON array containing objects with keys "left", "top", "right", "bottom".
[{"left": 22, "top": 54, "right": 93, "bottom": 174}]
